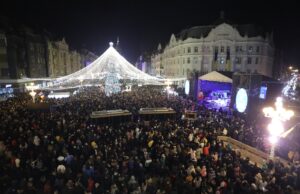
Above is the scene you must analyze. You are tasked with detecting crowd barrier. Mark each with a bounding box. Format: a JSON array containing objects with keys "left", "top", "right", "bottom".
[{"left": 218, "top": 136, "right": 290, "bottom": 168}]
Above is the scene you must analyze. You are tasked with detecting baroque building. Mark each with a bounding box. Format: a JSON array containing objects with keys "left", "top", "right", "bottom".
[
  {"left": 0, "top": 31, "right": 9, "bottom": 78},
  {"left": 3, "top": 26, "right": 48, "bottom": 79},
  {"left": 47, "top": 38, "right": 83, "bottom": 77},
  {"left": 151, "top": 19, "right": 275, "bottom": 78},
  {"left": 0, "top": 17, "right": 97, "bottom": 79}
]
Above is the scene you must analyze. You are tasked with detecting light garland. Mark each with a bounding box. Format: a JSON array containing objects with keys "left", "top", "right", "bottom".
[
  {"left": 43, "top": 43, "right": 163, "bottom": 90},
  {"left": 282, "top": 73, "right": 298, "bottom": 99}
]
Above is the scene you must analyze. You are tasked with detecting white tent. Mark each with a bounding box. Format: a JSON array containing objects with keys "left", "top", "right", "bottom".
[
  {"left": 44, "top": 42, "right": 162, "bottom": 90},
  {"left": 199, "top": 71, "right": 232, "bottom": 83}
]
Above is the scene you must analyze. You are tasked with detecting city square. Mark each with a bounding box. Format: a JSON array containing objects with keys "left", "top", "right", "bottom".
[{"left": 0, "top": 1, "right": 300, "bottom": 194}]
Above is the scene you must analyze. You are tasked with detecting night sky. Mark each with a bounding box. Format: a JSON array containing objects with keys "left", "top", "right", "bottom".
[{"left": 1, "top": 0, "right": 300, "bottom": 68}]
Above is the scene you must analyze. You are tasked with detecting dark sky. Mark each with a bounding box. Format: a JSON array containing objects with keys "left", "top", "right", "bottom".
[{"left": 1, "top": 0, "right": 300, "bottom": 68}]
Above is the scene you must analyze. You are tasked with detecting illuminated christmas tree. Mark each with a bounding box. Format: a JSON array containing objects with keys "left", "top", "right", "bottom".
[{"left": 105, "top": 72, "right": 120, "bottom": 96}]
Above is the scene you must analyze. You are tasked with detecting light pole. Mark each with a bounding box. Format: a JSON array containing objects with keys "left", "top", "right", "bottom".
[{"left": 263, "top": 97, "right": 294, "bottom": 159}]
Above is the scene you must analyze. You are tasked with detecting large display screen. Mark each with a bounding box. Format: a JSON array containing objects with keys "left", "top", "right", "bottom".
[
  {"left": 185, "top": 80, "right": 190, "bottom": 95},
  {"left": 259, "top": 86, "right": 268, "bottom": 99},
  {"left": 235, "top": 88, "right": 248, "bottom": 113}
]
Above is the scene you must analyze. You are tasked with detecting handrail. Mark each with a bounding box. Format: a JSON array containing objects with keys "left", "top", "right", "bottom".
[{"left": 218, "top": 136, "right": 290, "bottom": 167}]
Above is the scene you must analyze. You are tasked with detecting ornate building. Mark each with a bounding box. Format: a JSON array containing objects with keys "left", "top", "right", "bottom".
[
  {"left": 3, "top": 26, "right": 48, "bottom": 79},
  {"left": 0, "top": 31, "right": 9, "bottom": 78},
  {"left": 23, "top": 27, "right": 48, "bottom": 78},
  {"left": 0, "top": 17, "right": 97, "bottom": 79},
  {"left": 151, "top": 19, "right": 275, "bottom": 78},
  {"left": 47, "top": 38, "right": 83, "bottom": 77},
  {"left": 80, "top": 49, "right": 98, "bottom": 67}
]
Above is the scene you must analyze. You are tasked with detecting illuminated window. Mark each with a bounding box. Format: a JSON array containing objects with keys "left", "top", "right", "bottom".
[
  {"left": 235, "top": 57, "right": 241, "bottom": 64},
  {"left": 220, "top": 57, "right": 225, "bottom": 64}
]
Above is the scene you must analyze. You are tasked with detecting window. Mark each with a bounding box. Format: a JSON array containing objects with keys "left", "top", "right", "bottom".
[
  {"left": 0, "top": 53, "right": 6, "bottom": 63},
  {"left": 248, "top": 46, "right": 253, "bottom": 53},
  {"left": 220, "top": 57, "right": 225, "bottom": 64},
  {"left": 194, "top": 57, "right": 198, "bottom": 64},
  {"left": 256, "top": 46, "right": 260, "bottom": 53},
  {"left": 183, "top": 58, "right": 185, "bottom": 64},
  {"left": 255, "top": 57, "right": 259, "bottom": 64},
  {"left": 187, "top": 47, "right": 191, "bottom": 53},
  {"left": 0, "top": 38, "right": 6, "bottom": 47},
  {"left": 187, "top": 57, "right": 190, "bottom": 64},
  {"left": 235, "top": 57, "right": 241, "bottom": 64},
  {"left": 221, "top": 46, "right": 224, "bottom": 52},
  {"left": 1, "top": 68, "right": 9, "bottom": 76},
  {"left": 227, "top": 46, "right": 230, "bottom": 52},
  {"left": 236, "top": 46, "right": 239, "bottom": 52},
  {"left": 215, "top": 46, "right": 219, "bottom": 53},
  {"left": 183, "top": 48, "right": 185, "bottom": 53},
  {"left": 194, "top": 46, "right": 198, "bottom": 53},
  {"left": 247, "top": 57, "right": 252, "bottom": 64}
]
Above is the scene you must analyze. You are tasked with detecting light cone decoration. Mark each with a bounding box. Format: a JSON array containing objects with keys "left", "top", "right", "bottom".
[{"left": 44, "top": 42, "right": 162, "bottom": 90}]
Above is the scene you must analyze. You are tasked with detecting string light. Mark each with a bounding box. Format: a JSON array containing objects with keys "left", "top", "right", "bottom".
[{"left": 43, "top": 43, "right": 162, "bottom": 89}]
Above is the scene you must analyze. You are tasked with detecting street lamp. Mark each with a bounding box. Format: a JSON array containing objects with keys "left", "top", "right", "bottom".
[{"left": 263, "top": 97, "right": 294, "bottom": 159}]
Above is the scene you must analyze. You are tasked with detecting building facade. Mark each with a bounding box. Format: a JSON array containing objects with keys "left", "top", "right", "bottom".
[
  {"left": 151, "top": 22, "right": 274, "bottom": 78},
  {"left": 0, "top": 31, "right": 9, "bottom": 78},
  {"left": 0, "top": 17, "right": 97, "bottom": 79},
  {"left": 47, "top": 38, "right": 84, "bottom": 77},
  {"left": 80, "top": 49, "right": 98, "bottom": 68},
  {"left": 23, "top": 28, "right": 48, "bottom": 78}
]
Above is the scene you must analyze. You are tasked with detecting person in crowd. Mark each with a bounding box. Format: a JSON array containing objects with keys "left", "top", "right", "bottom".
[{"left": 0, "top": 86, "right": 299, "bottom": 194}]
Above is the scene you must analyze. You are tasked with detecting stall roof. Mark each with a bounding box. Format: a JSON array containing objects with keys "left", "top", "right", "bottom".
[{"left": 199, "top": 71, "right": 232, "bottom": 83}]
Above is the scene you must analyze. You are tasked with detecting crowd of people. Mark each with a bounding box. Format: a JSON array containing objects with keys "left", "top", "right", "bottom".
[{"left": 0, "top": 86, "right": 299, "bottom": 194}]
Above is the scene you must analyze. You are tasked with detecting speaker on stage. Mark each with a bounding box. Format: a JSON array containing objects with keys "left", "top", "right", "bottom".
[{"left": 231, "top": 73, "right": 262, "bottom": 116}]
